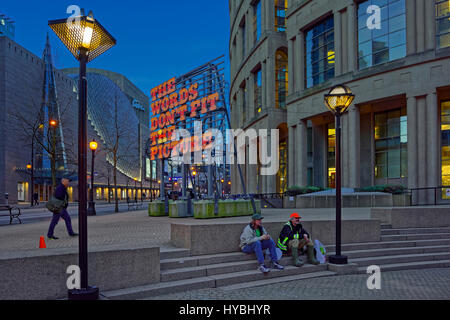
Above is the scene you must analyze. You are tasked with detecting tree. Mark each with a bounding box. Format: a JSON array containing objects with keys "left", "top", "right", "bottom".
[
  {"left": 102, "top": 93, "right": 139, "bottom": 212},
  {"left": 9, "top": 95, "right": 77, "bottom": 189}
]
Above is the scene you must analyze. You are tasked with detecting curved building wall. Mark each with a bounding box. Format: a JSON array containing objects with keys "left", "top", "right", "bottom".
[
  {"left": 230, "top": 0, "right": 450, "bottom": 204},
  {"left": 284, "top": 0, "right": 450, "bottom": 204},
  {"left": 229, "top": 0, "right": 289, "bottom": 194},
  {"left": 68, "top": 73, "right": 141, "bottom": 180}
]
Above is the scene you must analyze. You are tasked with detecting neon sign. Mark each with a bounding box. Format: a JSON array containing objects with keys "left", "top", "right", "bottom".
[{"left": 149, "top": 77, "right": 220, "bottom": 160}]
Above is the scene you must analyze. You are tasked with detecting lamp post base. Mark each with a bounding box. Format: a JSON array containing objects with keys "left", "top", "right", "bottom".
[
  {"left": 87, "top": 202, "right": 96, "bottom": 216},
  {"left": 68, "top": 286, "right": 99, "bottom": 300},
  {"left": 328, "top": 255, "right": 348, "bottom": 265}
]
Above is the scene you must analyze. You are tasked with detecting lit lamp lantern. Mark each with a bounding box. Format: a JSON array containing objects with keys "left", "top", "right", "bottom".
[
  {"left": 324, "top": 84, "right": 355, "bottom": 265},
  {"left": 87, "top": 139, "right": 98, "bottom": 217},
  {"left": 49, "top": 10, "right": 116, "bottom": 301}
]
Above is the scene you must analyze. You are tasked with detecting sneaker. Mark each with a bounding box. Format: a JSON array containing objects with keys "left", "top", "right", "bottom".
[
  {"left": 259, "top": 264, "right": 270, "bottom": 273},
  {"left": 47, "top": 235, "right": 59, "bottom": 240},
  {"left": 69, "top": 233, "right": 79, "bottom": 237},
  {"left": 272, "top": 261, "right": 285, "bottom": 270}
]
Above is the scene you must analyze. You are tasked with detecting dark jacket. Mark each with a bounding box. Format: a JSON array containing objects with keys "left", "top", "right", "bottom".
[
  {"left": 54, "top": 184, "right": 69, "bottom": 209},
  {"left": 277, "top": 221, "right": 310, "bottom": 252}
]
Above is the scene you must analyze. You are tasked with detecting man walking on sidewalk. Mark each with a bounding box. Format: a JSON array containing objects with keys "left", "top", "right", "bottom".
[{"left": 47, "top": 178, "right": 78, "bottom": 240}]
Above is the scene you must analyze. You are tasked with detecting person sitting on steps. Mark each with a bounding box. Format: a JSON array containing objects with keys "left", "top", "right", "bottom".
[
  {"left": 240, "top": 213, "right": 285, "bottom": 274},
  {"left": 277, "top": 213, "right": 319, "bottom": 267}
]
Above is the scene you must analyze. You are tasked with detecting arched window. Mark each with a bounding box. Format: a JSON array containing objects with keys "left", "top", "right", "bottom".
[{"left": 275, "top": 49, "right": 288, "bottom": 109}]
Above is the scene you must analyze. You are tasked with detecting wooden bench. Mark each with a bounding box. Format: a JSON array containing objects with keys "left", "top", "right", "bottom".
[{"left": 0, "top": 205, "right": 22, "bottom": 225}]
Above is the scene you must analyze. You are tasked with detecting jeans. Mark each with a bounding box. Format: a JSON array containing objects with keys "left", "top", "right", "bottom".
[
  {"left": 47, "top": 209, "right": 75, "bottom": 237},
  {"left": 242, "top": 239, "right": 279, "bottom": 265}
]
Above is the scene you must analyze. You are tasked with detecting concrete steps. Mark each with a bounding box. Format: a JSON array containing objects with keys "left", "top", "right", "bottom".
[
  {"left": 103, "top": 225, "right": 450, "bottom": 299},
  {"left": 333, "top": 226, "right": 450, "bottom": 273}
]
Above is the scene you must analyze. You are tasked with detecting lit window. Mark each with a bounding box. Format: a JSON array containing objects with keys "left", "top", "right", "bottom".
[
  {"left": 357, "top": 0, "right": 406, "bottom": 70},
  {"left": 327, "top": 123, "right": 336, "bottom": 188},
  {"left": 275, "top": 0, "right": 288, "bottom": 32},
  {"left": 441, "top": 101, "right": 450, "bottom": 198},
  {"left": 305, "top": 16, "right": 335, "bottom": 88},
  {"left": 275, "top": 50, "right": 288, "bottom": 109},
  {"left": 436, "top": 0, "right": 450, "bottom": 48},
  {"left": 254, "top": 69, "right": 262, "bottom": 114},
  {"left": 374, "top": 108, "right": 408, "bottom": 181}
]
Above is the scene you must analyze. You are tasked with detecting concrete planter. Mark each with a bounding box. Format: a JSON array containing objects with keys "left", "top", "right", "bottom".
[
  {"left": 169, "top": 200, "right": 193, "bottom": 218},
  {"left": 296, "top": 193, "right": 396, "bottom": 208},
  {"left": 193, "top": 199, "right": 261, "bottom": 219},
  {"left": 283, "top": 196, "right": 296, "bottom": 209},
  {"left": 392, "top": 193, "right": 411, "bottom": 207},
  {"left": 148, "top": 200, "right": 168, "bottom": 217}
]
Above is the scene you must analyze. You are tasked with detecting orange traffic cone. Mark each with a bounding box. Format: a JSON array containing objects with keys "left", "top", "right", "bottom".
[{"left": 39, "top": 236, "right": 46, "bottom": 249}]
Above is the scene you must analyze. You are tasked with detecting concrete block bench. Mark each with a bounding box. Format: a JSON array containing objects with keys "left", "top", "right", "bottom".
[{"left": 170, "top": 219, "right": 381, "bottom": 256}]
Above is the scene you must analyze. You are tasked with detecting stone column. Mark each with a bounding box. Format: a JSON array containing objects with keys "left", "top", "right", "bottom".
[
  {"left": 265, "top": 0, "right": 274, "bottom": 31},
  {"left": 266, "top": 57, "right": 275, "bottom": 109},
  {"left": 341, "top": 112, "right": 350, "bottom": 187},
  {"left": 288, "top": 38, "right": 295, "bottom": 95},
  {"left": 425, "top": 0, "right": 436, "bottom": 51},
  {"left": 417, "top": 97, "right": 427, "bottom": 187},
  {"left": 407, "top": 96, "right": 418, "bottom": 190},
  {"left": 406, "top": 0, "right": 417, "bottom": 55},
  {"left": 347, "top": 2, "right": 357, "bottom": 73},
  {"left": 426, "top": 92, "right": 439, "bottom": 192},
  {"left": 288, "top": 125, "right": 296, "bottom": 187},
  {"left": 261, "top": 61, "right": 267, "bottom": 110},
  {"left": 295, "top": 31, "right": 305, "bottom": 92},
  {"left": 297, "top": 120, "right": 308, "bottom": 187},
  {"left": 248, "top": 75, "right": 255, "bottom": 119},
  {"left": 334, "top": 10, "right": 342, "bottom": 76},
  {"left": 348, "top": 105, "right": 361, "bottom": 188},
  {"left": 416, "top": 0, "right": 425, "bottom": 53}
]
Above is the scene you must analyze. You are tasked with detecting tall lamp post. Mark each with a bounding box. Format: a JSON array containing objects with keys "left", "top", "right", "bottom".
[
  {"left": 88, "top": 140, "right": 98, "bottom": 216},
  {"left": 324, "top": 84, "right": 355, "bottom": 265},
  {"left": 49, "top": 10, "right": 116, "bottom": 300}
]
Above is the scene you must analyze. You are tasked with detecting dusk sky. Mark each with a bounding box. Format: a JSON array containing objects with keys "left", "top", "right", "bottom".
[{"left": 1, "top": 0, "right": 230, "bottom": 97}]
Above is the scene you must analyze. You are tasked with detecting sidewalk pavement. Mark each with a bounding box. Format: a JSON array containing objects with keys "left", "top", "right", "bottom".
[
  {"left": 143, "top": 267, "right": 450, "bottom": 300},
  {"left": 0, "top": 207, "right": 373, "bottom": 260}
]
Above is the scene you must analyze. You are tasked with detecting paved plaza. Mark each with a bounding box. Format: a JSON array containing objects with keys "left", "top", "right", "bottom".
[
  {"left": 2, "top": 206, "right": 450, "bottom": 300},
  {"left": 144, "top": 268, "right": 450, "bottom": 300},
  {"left": 0, "top": 206, "right": 373, "bottom": 258}
]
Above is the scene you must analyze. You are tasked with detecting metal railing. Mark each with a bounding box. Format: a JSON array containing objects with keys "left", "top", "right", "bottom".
[{"left": 409, "top": 186, "right": 450, "bottom": 206}]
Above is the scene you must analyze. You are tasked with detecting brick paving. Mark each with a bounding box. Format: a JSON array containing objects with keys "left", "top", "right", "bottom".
[
  {"left": 0, "top": 209, "right": 172, "bottom": 258},
  {"left": 143, "top": 268, "right": 450, "bottom": 300}
]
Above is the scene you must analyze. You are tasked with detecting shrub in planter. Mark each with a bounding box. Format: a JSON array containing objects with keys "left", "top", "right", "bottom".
[{"left": 285, "top": 186, "right": 326, "bottom": 196}]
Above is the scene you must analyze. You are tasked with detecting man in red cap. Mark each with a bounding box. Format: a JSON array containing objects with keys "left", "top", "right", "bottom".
[{"left": 277, "top": 213, "right": 319, "bottom": 266}]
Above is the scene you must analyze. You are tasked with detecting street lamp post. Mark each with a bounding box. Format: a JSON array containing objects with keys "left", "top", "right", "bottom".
[
  {"left": 88, "top": 140, "right": 98, "bottom": 216},
  {"left": 49, "top": 10, "right": 116, "bottom": 300},
  {"left": 324, "top": 84, "right": 355, "bottom": 265}
]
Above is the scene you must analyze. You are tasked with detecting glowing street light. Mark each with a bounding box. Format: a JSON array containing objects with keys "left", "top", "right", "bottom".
[
  {"left": 49, "top": 9, "right": 116, "bottom": 300},
  {"left": 324, "top": 84, "right": 355, "bottom": 265}
]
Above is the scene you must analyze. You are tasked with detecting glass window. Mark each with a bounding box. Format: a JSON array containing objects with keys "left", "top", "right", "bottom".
[
  {"left": 374, "top": 107, "right": 407, "bottom": 180},
  {"left": 275, "top": 0, "right": 288, "bottom": 32},
  {"left": 254, "top": 69, "right": 262, "bottom": 114},
  {"left": 436, "top": 0, "right": 450, "bottom": 48},
  {"left": 441, "top": 101, "right": 450, "bottom": 199},
  {"left": 305, "top": 16, "right": 335, "bottom": 88},
  {"left": 358, "top": 0, "right": 406, "bottom": 70},
  {"left": 253, "top": 1, "right": 262, "bottom": 43},
  {"left": 275, "top": 50, "right": 288, "bottom": 109}
]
